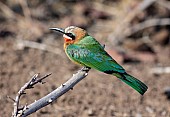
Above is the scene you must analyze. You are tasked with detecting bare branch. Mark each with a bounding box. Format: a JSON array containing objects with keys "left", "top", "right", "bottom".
[
  {"left": 108, "top": 0, "right": 157, "bottom": 45},
  {"left": 18, "top": 0, "right": 32, "bottom": 21},
  {"left": 7, "top": 96, "right": 15, "bottom": 102},
  {"left": 0, "top": 1, "right": 19, "bottom": 19},
  {"left": 12, "top": 73, "right": 51, "bottom": 117},
  {"left": 124, "top": 18, "right": 170, "bottom": 37},
  {"left": 28, "top": 73, "right": 52, "bottom": 88},
  {"left": 21, "top": 67, "right": 90, "bottom": 117},
  {"left": 16, "top": 40, "right": 62, "bottom": 55},
  {"left": 150, "top": 66, "right": 170, "bottom": 74},
  {"left": 12, "top": 67, "right": 90, "bottom": 117}
]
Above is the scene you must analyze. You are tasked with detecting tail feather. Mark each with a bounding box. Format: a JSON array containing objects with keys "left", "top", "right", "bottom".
[{"left": 113, "top": 73, "right": 148, "bottom": 95}]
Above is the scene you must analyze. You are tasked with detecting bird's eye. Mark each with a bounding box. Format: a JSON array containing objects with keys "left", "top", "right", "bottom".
[{"left": 66, "top": 33, "right": 75, "bottom": 40}]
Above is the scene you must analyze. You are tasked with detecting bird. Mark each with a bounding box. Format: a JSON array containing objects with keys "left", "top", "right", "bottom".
[{"left": 49, "top": 26, "right": 148, "bottom": 95}]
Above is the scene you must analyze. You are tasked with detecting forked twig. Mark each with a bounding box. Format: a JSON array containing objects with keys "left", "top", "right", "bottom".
[
  {"left": 108, "top": 0, "right": 157, "bottom": 45},
  {"left": 12, "top": 73, "right": 52, "bottom": 117},
  {"left": 21, "top": 67, "right": 90, "bottom": 117},
  {"left": 18, "top": 0, "right": 32, "bottom": 21},
  {"left": 12, "top": 67, "right": 90, "bottom": 117}
]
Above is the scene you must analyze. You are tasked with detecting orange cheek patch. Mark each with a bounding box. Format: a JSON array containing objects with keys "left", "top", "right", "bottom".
[
  {"left": 64, "top": 38, "right": 74, "bottom": 44},
  {"left": 64, "top": 38, "right": 71, "bottom": 42}
]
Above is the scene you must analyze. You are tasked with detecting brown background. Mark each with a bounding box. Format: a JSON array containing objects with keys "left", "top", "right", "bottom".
[{"left": 0, "top": 0, "right": 170, "bottom": 117}]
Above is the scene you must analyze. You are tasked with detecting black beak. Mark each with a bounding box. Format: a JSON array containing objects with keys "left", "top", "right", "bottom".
[{"left": 49, "top": 28, "right": 65, "bottom": 34}]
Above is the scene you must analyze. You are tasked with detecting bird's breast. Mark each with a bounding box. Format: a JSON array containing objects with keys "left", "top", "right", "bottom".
[{"left": 65, "top": 47, "right": 85, "bottom": 66}]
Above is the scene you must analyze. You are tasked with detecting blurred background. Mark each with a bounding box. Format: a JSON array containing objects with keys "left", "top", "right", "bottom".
[{"left": 0, "top": 0, "right": 170, "bottom": 116}]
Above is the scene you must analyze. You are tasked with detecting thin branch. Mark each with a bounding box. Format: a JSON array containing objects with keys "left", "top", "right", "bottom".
[
  {"left": 12, "top": 73, "right": 51, "bottom": 117},
  {"left": 7, "top": 96, "right": 15, "bottom": 102},
  {"left": 157, "top": 0, "right": 170, "bottom": 10},
  {"left": 108, "top": 0, "right": 157, "bottom": 45},
  {"left": 0, "top": 1, "right": 19, "bottom": 19},
  {"left": 92, "top": 1, "right": 117, "bottom": 16},
  {"left": 124, "top": 18, "right": 170, "bottom": 37},
  {"left": 18, "top": 0, "right": 32, "bottom": 22},
  {"left": 21, "top": 67, "right": 90, "bottom": 117},
  {"left": 123, "top": 0, "right": 157, "bottom": 24},
  {"left": 150, "top": 66, "right": 170, "bottom": 74},
  {"left": 28, "top": 73, "right": 52, "bottom": 87},
  {"left": 16, "top": 40, "right": 62, "bottom": 55}
]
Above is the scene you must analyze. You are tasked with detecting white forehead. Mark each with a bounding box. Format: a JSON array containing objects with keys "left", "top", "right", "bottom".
[{"left": 65, "top": 26, "right": 76, "bottom": 33}]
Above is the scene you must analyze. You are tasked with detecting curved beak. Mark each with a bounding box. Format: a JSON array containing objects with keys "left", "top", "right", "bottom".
[{"left": 49, "top": 28, "right": 65, "bottom": 34}]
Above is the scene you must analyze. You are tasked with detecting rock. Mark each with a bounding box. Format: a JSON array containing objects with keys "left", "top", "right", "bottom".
[
  {"left": 164, "top": 87, "right": 170, "bottom": 100},
  {"left": 87, "top": 108, "right": 96, "bottom": 116}
]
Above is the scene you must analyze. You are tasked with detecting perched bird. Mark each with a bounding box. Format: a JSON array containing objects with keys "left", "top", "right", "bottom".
[{"left": 50, "top": 26, "right": 148, "bottom": 95}]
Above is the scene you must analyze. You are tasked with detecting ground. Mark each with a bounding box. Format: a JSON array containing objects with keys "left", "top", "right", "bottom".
[{"left": 0, "top": 0, "right": 170, "bottom": 117}]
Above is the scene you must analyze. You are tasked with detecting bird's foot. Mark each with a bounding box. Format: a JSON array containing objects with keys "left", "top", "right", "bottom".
[
  {"left": 81, "top": 66, "right": 91, "bottom": 72},
  {"left": 102, "top": 44, "right": 105, "bottom": 49}
]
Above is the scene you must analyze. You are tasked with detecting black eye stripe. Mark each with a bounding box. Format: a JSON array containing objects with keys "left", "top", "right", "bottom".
[{"left": 66, "top": 33, "right": 75, "bottom": 40}]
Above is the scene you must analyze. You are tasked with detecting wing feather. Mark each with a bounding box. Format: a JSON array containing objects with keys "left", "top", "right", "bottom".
[{"left": 66, "top": 44, "right": 125, "bottom": 73}]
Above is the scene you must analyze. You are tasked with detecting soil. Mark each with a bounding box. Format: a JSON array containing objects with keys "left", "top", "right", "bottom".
[{"left": 0, "top": 1, "right": 170, "bottom": 117}]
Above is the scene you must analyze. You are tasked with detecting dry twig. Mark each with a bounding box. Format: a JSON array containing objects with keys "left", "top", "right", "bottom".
[
  {"left": 21, "top": 67, "right": 90, "bottom": 117},
  {"left": 16, "top": 40, "right": 62, "bottom": 55},
  {"left": 150, "top": 66, "right": 170, "bottom": 74},
  {"left": 12, "top": 67, "right": 90, "bottom": 117},
  {"left": 0, "top": 1, "right": 19, "bottom": 19},
  {"left": 124, "top": 18, "right": 170, "bottom": 37},
  {"left": 18, "top": 0, "right": 32, "bottom": 21},
  {"left": 12, "top": 73, "right": 51, "bottom": 117},
  {"left": 108, "top": 0, "right": 157, "bottom": 45}
]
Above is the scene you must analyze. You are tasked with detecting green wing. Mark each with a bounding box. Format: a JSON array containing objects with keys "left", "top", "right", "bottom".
[{"left": 66, "top": 36, "right": 125, "bottom": 73}]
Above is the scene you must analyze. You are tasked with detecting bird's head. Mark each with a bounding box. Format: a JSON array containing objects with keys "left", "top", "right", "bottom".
[{"left": 49, "top": 26, "right": 87, "bottom": 45}]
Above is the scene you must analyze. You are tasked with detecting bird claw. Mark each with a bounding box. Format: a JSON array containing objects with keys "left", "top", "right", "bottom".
[
  {"left": 102, "top": 44, "right": 105, "bottom": 49},
  {"left": 81, "top": 66, "right": 91, "bottom": 72}
]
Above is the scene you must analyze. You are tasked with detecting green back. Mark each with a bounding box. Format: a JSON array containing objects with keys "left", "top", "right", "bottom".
[{"left": 66, "top": 35, "right": 125, "bottom": 73}]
